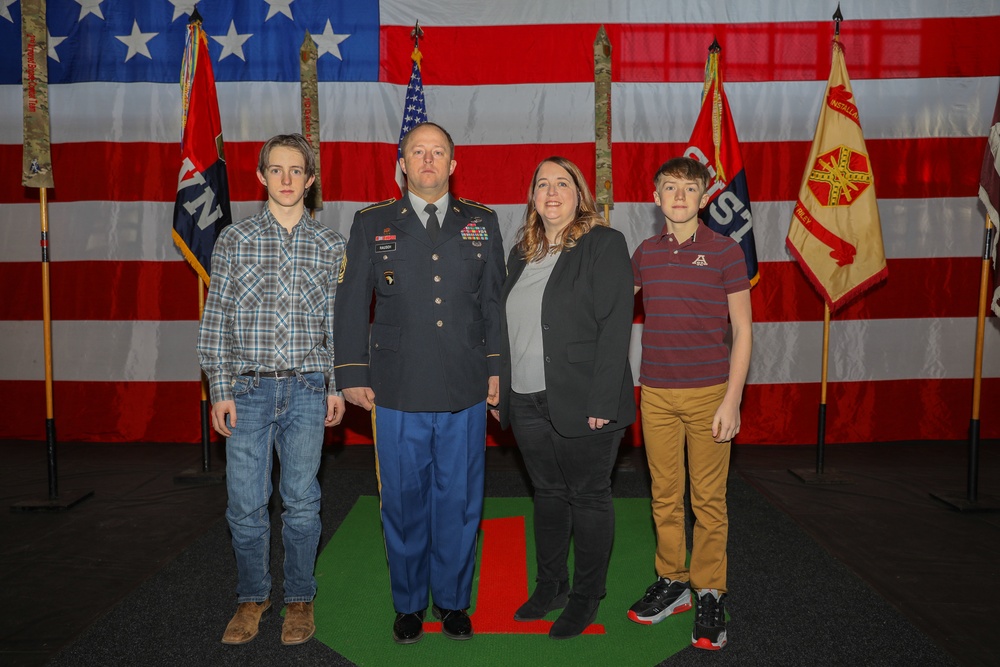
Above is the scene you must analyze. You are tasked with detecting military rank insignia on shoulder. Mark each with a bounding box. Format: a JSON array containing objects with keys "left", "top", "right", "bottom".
[
  {"left": 458, "top": 197, "right": 494, "bottom": 214},
  {"left": 360, "top": 197, "right": 397, "bottom": 213}
]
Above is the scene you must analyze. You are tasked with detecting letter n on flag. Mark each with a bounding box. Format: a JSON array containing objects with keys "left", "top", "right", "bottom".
[
  {"left": 786, "top": 39, "right": 887, "bottom": 311},
  {"left": 172, "top": 15, "right": 232, "bottom": 285},
  {"left": 685, "top": 41, "right": 758, "bottom": 285},
  {"left": 979, "top": 85, "right": 1000, "bottom": 317}
]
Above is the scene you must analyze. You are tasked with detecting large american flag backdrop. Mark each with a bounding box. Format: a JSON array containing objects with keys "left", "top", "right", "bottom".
[{"left": 1, "top": 0, "right": 998, "bottom": 445}]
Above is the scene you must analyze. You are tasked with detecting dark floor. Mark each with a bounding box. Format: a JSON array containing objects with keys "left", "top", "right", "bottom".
[{"left": 1, "top": 439, "right": 997, "bottom": 666}]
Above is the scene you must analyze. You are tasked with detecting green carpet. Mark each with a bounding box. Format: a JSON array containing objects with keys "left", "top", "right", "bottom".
[{"left": 313, "top": 496, "right": 693, "bottom": 666}]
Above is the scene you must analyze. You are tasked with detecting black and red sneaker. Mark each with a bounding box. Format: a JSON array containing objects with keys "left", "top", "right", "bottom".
[
  {"left": 627, "top": 577, "right": 692, "bottom": 625},
  {"left": 692, "top": 589, "right": 727, "bottom": 650}
]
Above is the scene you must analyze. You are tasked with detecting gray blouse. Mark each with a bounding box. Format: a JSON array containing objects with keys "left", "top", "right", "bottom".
[{"left": 506, "top": 250, "right": 560, "bottom": 393}]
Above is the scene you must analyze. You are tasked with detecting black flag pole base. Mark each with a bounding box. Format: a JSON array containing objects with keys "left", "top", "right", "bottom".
[
  {"left": 788, "top": 468, "right": 852, "bottom": 485},
  {"left": 174, "top": 467, "right": 226, "bottom": 485},
  {"left": 789, "top": 405, "right": 851, "bottom": 484},
  {"left": 929, "top": 492, "right": 1000, "bottom": 513},
  {"left": 11, "top": 489, "right": 94, "bottom": 512},
  {"left": 175, "top": 403, "right": 226, "bottom": 484}
]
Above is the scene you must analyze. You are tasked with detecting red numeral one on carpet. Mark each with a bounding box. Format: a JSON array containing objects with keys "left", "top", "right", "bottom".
[{"left": 425, "top": 515, "right": 605, "bottom": 635}]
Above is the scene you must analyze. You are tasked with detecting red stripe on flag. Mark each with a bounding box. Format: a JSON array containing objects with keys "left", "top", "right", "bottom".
[
  {"left": 379, "top": 17, "right": 1000, "bottom": 85},
  {"left": 0, "top": 137, "right": 986, "bottom": 205},
  {"left": 738, "top": 378, "right": 1000, "bottom": 444},
  {"left": 3, "top": 378, "right": 997, "bottom": 443},
  {"left": 0, "top": 262, "right": 200, "bottom": 321},
  {"left": 0, "top": 257, "right": 983, "bottom": 322},
  {"left": 632, "top": 257, "right": 982, "bottom": 324}
]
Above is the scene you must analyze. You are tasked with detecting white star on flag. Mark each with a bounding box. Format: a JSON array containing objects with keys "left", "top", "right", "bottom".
[
  {"left": 265, "top": 0, "right": 295, "bottom": 21},
  {"left": 212, "top": 21, "right": 252, "bottom": 61},
  {"left": 1, "top": 0, "right": 15, "bottom": 23},
  {"left": 167, "top": 0, "right": 200, "bottom": 22},
  {"left": 74, "top": 0, "right": 105, "bottom": 21},
  {"left": 116, "top": 20, "right": 157, "bottom": 62},
  {"left": 48, "top": 31, "right": 67, "bottom": 62},
  {"left": 314, "top": 19, "right": 349, "bottom": 60}
]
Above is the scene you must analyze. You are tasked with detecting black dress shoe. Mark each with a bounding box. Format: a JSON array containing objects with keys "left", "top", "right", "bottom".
[
  {"left": 514, "top": 579, "right": 570, "bottom": 621},
  {"left": 549, "top": 594, "right": 600, "bottom": 640},
  {"left": 392, "top": 611, "right": 425, "bottom": 644},
  {"left": 431, "top": 605, "right": 473, "bottom": 640}
]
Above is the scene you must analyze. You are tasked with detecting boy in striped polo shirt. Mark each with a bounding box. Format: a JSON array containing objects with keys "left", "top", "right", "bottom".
[{"left": 627, "top": 157, "right": 752, "bottom": 651}]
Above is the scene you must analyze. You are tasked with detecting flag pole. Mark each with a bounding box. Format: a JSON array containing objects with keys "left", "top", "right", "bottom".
[
  {"left": 13, "top": 0, "right": 93, "bottom": 511},
  {"left": 931, "top": 216, "right": 999, "bottom": 511},
  {"left": 198, "top": 278, "right": 212, "bottom": 471},
  {"left": 788, "top": 4, "right": 852, "bottom": 485},
  {"left": 174, "top": 9, "right": 230, "bottom": 484},
  {"left": 394, "top": 22, "right": 428, "bottom": 196},
  {"left": 594, "top": 26, "right": 613, "bottom": 223}
]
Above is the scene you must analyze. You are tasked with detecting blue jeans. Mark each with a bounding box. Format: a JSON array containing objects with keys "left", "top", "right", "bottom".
[{"left": 225, "top": 371, "right": 326, "bottom": 604}]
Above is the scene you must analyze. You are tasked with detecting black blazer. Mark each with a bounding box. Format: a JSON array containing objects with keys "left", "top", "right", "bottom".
[
  {"left": 498, "top": 225, "right": 636, "bottom": 438},
  {"left": 334, "top": 196, "right": 505, "bottom": 412}
]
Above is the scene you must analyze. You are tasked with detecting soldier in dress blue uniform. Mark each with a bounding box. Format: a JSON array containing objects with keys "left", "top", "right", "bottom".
[{"left": 333, "top": 122, "right": 504, "bottom": 644}]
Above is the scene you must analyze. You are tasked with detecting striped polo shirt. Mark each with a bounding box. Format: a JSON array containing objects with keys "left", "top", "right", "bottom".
[{"left": 631, "top": 220, "right": 749, "bottom": 389}]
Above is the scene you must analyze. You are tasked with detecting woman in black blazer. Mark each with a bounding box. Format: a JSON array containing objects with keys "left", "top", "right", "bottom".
[{"left": 493, "top": 157, "right": 635, "bottom": 639}]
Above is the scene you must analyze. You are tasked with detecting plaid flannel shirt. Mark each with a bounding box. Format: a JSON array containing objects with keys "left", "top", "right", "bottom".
[{"left": 197, "top": 206, "right": 346, "bottom": 404}]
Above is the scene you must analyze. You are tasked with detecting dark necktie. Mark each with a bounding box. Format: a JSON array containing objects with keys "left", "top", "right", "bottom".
[{"left": 425, "top": 203, "right": 440, "bottom": 243}]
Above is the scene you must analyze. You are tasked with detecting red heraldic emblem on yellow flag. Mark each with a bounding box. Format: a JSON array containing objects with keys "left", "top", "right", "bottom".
[
  {"left": 786, "top": 41, "right": 887, "bottom": 311},
  {"left": 171, "top": 17, "right": 232, "bottom": 285}
]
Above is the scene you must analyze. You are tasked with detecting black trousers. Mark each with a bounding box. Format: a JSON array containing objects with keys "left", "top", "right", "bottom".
[{"left": 509, "top": 390, "right": 623, "bottom": 599}]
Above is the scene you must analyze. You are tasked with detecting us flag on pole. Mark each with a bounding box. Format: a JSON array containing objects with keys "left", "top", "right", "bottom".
[
  {"left": 171, "top": 15, "right": 232, "bottom": 285},
  {"left": 685, "top": 40, "right": 759, "bottom": 286},
  {"left": 394, "top": 44, "right": 428, "bottom": 195},
  {"left": 979, "top": 86, "right": 1000, "bottom": 317}
]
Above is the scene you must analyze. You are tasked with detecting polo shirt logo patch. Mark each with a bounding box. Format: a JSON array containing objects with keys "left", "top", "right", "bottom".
[{"left": 692, "top": 254, "right": 708, "bottom": 266}]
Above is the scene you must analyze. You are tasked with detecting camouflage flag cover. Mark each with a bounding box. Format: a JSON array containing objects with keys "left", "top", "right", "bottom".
[
  {"left": 301, "top": 31, "right": 323, "bottom": 212},
  {"left": 21, "top": 0, "right": 53, "bottom": 188},
  {"left": 594, "top": 25, "right": 612, "bottom": 209}
]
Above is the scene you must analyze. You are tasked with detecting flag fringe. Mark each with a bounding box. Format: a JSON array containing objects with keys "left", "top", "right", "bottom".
[
  {"left": 171, "top": 228, "right": 210, "bottom": 286},
  {"left": 784, "top": 237, "right": 887, "bottom": 313}
]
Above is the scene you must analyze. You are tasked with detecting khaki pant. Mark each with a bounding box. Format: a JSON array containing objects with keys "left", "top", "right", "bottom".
[{"left": 640, "top": 383, "right": 730, "bottom": 592}]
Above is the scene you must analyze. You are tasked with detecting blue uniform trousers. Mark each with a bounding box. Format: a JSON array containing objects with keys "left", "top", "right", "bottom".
[{"left": 373, "top": 402, "right": 487, "bottom": 613}]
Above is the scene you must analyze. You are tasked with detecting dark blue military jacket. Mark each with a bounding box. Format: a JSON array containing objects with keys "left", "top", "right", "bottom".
[{"left": 333, "top": 195, "right": 505, "bottom": 412}]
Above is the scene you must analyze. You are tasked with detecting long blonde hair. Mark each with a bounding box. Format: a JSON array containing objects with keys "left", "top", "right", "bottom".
[{"left": 514, "top": 157, "right": 609, "bottom": 262}]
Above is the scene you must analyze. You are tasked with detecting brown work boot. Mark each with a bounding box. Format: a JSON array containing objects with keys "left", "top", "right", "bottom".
[
  {"left": 281, "top": 601, "right": 316, "bottom": 645},
  {"left": 221, "top": 599, "right": 271, "bottom": 644}
]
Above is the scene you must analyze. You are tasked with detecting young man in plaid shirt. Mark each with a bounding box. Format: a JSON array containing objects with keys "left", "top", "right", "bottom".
[{"left": 197, "top": 134, "right": 345, "bottom": 647}]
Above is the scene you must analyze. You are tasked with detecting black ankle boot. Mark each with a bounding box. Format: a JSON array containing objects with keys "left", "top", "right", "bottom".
[
  {"left": 549, "top": 594, "right": 600, "bottom": 639},
  {"left": 513, "top": 579, "right": 570, "bottom": 621}
]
